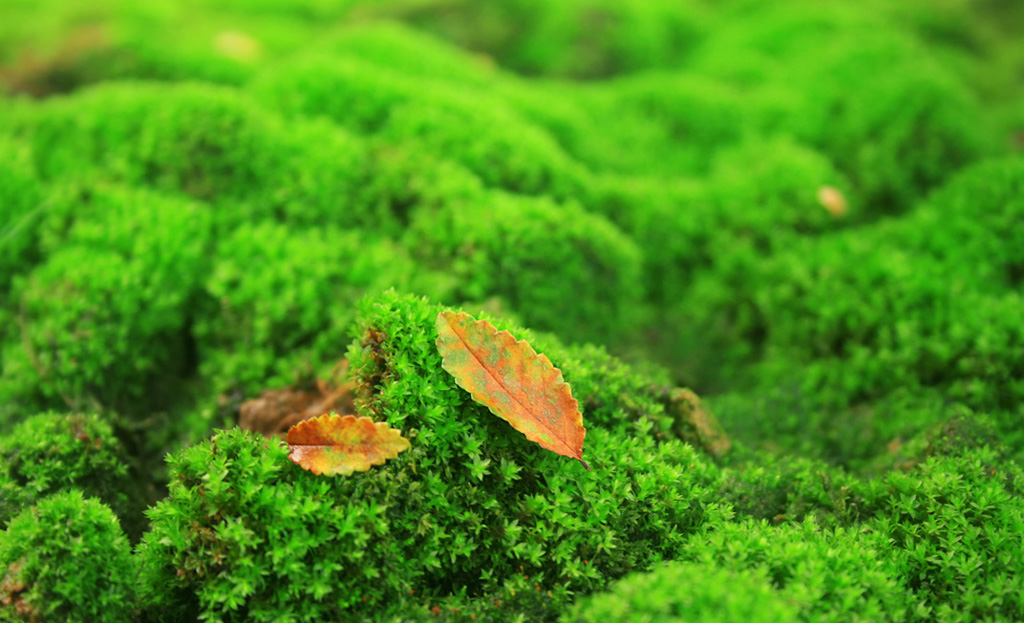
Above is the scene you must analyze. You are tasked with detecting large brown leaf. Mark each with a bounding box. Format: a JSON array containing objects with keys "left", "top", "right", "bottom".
[{"left": 435, "top": 310, "right": 588, "bottom": 469}]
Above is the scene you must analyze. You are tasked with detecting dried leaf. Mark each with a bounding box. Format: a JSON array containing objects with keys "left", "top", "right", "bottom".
[
  {"left": 239, "top": 359, "right": 355, "bottom": 438},
  {"left": 287, "top": 413, "right": 410, "bottom": 476},
  {"left": 435, "top": 311, "right": 589, "bottom": 469}
]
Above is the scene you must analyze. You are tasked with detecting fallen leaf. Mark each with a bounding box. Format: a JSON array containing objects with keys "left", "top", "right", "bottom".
[
  {"left": 287, "top": 413, "right": 410, "bottom": 476},
  {"left": 239, "top": 359, "right": 355, "bottom": 438},
  {"left": 435, "top": 310, "right": 589, "bottom": 470}
]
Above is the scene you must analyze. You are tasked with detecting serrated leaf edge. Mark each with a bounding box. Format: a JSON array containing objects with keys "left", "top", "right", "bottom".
[
  {"left": 287, "top": 413, "right": 411, "bottom": 476},
  {"left": 435, "top": 311, "right": 588, "bottom": 469}
]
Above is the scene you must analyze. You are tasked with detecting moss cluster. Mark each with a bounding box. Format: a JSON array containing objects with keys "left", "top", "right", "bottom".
[
  {"left": 569, "top": 561, "right": 799, "bottom": 623},
  {"left": 0, "top": 490, "right": 136, "bottom": 623},
  {"left": 1, "top": 0, "right": 1023, "bottom": 621},
  {"left": 2, "top": 186, "right": 211, "bottom": 420},
  {"left": 137, "top": 293, "right": 727, "bottom": 622},
  {"left": 0, "top": 412, "right": 133, "bottom": 528}
]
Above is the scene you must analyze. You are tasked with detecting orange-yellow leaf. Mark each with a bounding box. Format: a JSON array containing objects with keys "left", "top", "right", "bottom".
[
  {"left": 286, "top": 414, "right": 410, "bottom": 476},
  {"left": 435, "top": 310, "right": 588, "bottom": 469}
]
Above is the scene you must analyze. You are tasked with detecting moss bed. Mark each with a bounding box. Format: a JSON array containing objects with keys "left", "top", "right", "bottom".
[{"left": 1, "top": 1, "right": 1023, "bottom": 622}]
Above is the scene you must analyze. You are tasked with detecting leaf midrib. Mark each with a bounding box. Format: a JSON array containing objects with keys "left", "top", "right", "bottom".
[{"left": 447, "top": 315, "right": 576, "bottom": 457}]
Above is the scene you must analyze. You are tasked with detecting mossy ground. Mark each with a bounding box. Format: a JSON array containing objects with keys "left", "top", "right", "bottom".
[{"left": 1, "top": 1, "right": 1022, "bottom": 622}]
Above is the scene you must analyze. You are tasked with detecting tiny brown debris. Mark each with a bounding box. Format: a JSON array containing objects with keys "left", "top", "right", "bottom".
[
  {"left": 238, "top": 360, "right": 355, "bottom": 438},
  {"left": 361, "top": 328, "right": 388, "bottom": 392},
  {"left": 1, "top": 559, "right": 37, "bottom": 621},
  {"left": 817, "top": 186, "right": 847, "bottom": 218},
  {"left": 1, "top": 560, "right": 26, "bottom": 602}
]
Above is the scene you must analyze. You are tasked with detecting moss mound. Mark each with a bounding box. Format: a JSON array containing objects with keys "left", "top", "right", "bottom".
[
  {"left": 0, "top": 490, "right": 136, "bottom": 623},
  {"left": 569, "top": 561, "right": 799, "bottom": 623},
  {"left": 0, "top": 412, "right": 133, "bottom": 528},
  {"left": 138, "top": 293, "right": 726, "bottom": 622}
]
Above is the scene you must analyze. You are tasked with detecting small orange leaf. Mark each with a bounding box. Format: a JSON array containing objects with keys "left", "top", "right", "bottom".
[
  {"left": 435, "top": 311, "right": 588, "bottom": 469},
  {"left": 286, "top": 414, "right": 410, "bottom": 476}
]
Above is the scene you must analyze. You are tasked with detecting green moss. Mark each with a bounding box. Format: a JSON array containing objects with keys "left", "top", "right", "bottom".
[
  {"left": 377, "top": 572, "right": 571, "bottom": 623},
  {"left": 544, "top": 342, "right": 673, "bottom": 435},
  {"left": 599, "top": 73, "right": 750, "bottom": 175},
  {"left": 12, "top": 83, "right": 273, "bottom": 190},
  {"left": 404, "top": 192, "right": 643, "bottom": 346},
  {"left": 0, "top": 0, "right": 369, "bottom": 94},
  {"left": 252, "top": 53, "right": 587, "bottom": 201},
  {"left": 583, "top": 136, "right": 849, "bottom": 388},
  {"left": 753, "top": 248, "right": 1023, "bottom": 411},
  {"left": 0, "top": 490, "right": 135, "bottom": 623},
  {"left": 251, "top": 59, "right": 491, "bottom": 232},
  {"left": 649, "top": 137, "right": 850, "bottom": 386},
  {"left": 138, "top": 424, "right": 722, "bottom": 622},
  {"left": 568, "top": 561, "right": 799, "bottom": 623},
  {"left": 882, "top": 407, "right": 1003, "bottom": 471},
  {"left": 686, "top": 156, "right": 1024, "bottom": 410},
  {"left": 396, "top": 0, "right": 713, "bottom": 79},
  {"left": 196, "top": 221, "right": 449, "bottom": 397},
  {"left": 137, "top": 291, "right": 727, "bottom": 622},
  {"left": 9, "top": 82, "right": 375, "bottom": 230},
  {"left": 718, "top": 453, "right": 864, "bottom": 527},
  {"left": 865, "top": 448, "right": 1024, "bottom": 622},
  {"left": 0, "top": 412, "right": 131, "bottom": 528},
  {"left": 695, "top": 434, "right": 1024, "bottom": 623},
  {"left": 798, "top": 35, "right": 988, "bottom": 214},
  {"left": 249, "top": 55, "right": 421, "bottom": 134},
  {"left": 355, "top": 144, "right": 486, "bottom": 233},
  {"left": 704, "top": 135, "right": 852, "bottom": 235},
  {"left": 1, "top": 2, "right": 1021, "bottom": 621},
  {"left": 352, "top": 291, "right": 727, "bottom": 451},
  {"left": 586, "top": 176, "right": 709, "bottom": 303},
  {"left": 692, "top": 3, "right": 993, "bottom": 212},
  {"left": 0, "top": 138, "right": 42, "bottom": 295},
  {"left": 491, "top": 82, "right": 625, "bottom": 176},
  {"left": 708, "top": 387, "right": 959, "bottom": 470},
  {"left": 682, "top": 518, "right": 910, "bottom": 623},
  {"left": 310, "top": 21, "right": 498, "bottom": 85},
  {"left": 886, "top": 157, "right": 1024, "bottom": 289},
  {"left": 379, "top": 90, "right": 588, "bottom": 200},
  {"left": 0, "top": 186, "right": 210, "bottom": 420}
]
